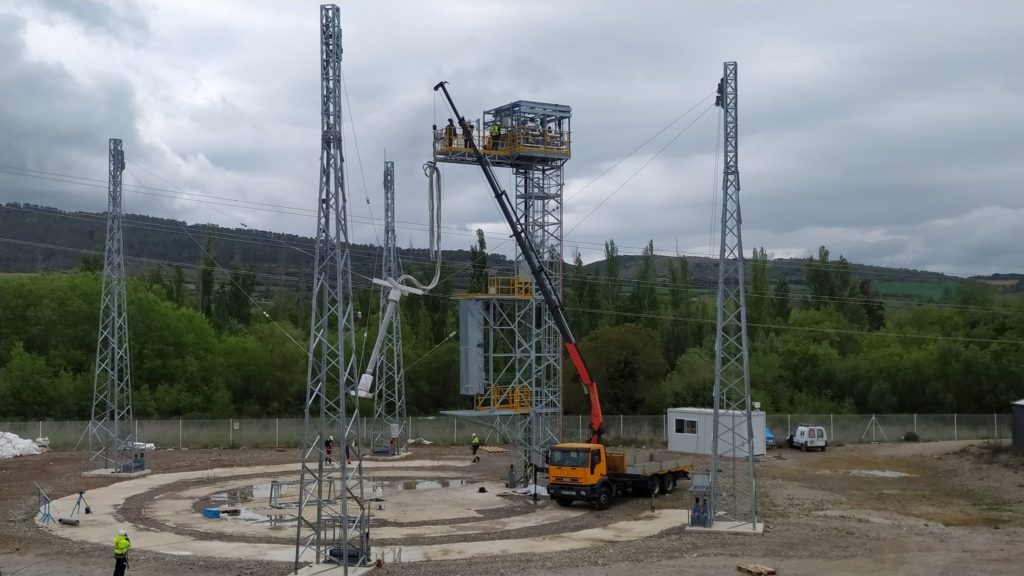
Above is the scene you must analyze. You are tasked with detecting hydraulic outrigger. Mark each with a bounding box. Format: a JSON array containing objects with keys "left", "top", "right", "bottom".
[{"left": 433, "top": 81, "right": 604, "bottom": 444}]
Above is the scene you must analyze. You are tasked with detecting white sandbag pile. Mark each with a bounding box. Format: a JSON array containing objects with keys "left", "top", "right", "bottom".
[{"left": 0, "top": 431, "right": 45, "bottom": 459}]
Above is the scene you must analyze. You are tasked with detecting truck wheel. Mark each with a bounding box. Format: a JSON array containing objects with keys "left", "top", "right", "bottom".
[
  {"left": 660, "top": 474, "right": 676, "bottom": 495},
  {"left": 595, "top": 486, "right": 612, "bottom": 511},
  {"left": 649, "top": 478, "right": 662, "bottom": 497},
  {"left": 800, "top": 443, "right": 807, "bottom": 452},
  {"left": 555, "top": 497, "right": 574, "bottom": 507}
]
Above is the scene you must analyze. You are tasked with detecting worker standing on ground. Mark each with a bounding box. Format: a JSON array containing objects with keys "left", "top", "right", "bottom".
[
  {"left": 444, "top": 118, "right": 456, "bottom": 147},
  {"left": 113, "top": 528, "right": 131, "bottom": 576},
  {"left": 471, "top": 432, "right": 481, "bottom": 463},
  {"left": 324, "top": 435, "right": 334, "bottom": 465}
]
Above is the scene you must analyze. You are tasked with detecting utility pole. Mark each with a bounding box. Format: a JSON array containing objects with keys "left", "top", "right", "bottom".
[
  {"left": 371, "top": 160, "right": 408, "bottom": 455},
  {"left": 87, "top": 138, "right": 136, "bottom": 473},
  {"left": 294, "top": 5, "right": 368, "bottom": 572},
  {"left": 709, "top": 61, "right": 758, "bottom": 529}
]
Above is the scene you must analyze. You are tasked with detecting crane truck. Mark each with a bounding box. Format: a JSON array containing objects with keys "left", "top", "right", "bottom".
[{"left": 433, "top": 82, "right": 691, "bottom": 510}]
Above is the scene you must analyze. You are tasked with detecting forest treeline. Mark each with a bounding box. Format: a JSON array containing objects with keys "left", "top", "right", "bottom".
[{"left": 0, "top": 235, "right": 1021, "bottom": 420}]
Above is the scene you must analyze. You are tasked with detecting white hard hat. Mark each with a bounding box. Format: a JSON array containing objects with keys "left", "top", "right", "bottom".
[
  {"left": 118, "top": 529, "right": 127, "bottom": 535},
  {"left": 472, "top": 433, "right": 478, "bottom": 436},
  {"left": 329, "top": 435, "right": 334, "bottom": 441}
]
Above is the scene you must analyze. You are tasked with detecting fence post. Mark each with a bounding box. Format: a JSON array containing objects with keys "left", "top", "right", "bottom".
[
  {"left": 178, "top": 419, "right": 182, "bottom": 449},
  {"left": 135, "top": 420, "right": 138, "bottom": 442},
  {"left": 993, "top": 413, "right": 998, "bottom": 441},
  {"left": 39, "top": 421, "right": 42, "bottom": 439},
  {"left": 787, "top": 414, "right": 791, "bottom": 434},
  {"left": 620, "top": 414, "right": 624, "bottom": 438},
  {"left": 276, "top": 418, "right": 280, "bottom": 448},
  {"left": 579, "top": 414, "right": 582, "bottom": 441},
  {"left": 953, "top": 413, "right": 957, "bottom": 441},
  {"left": 229, "top": 418, "right": 233, "bottom": 448},
  {"left": 454, "top": 417, "right": 458, "bottom": 445},
  {"left": 830, "top": 414, "right": 834, "bottom": 442},
  {"left": 913, "top": 413, "right": 917, "bottom": 434},
  {"left": 408, "top": 417, "right": 413, "bottom": 440}
]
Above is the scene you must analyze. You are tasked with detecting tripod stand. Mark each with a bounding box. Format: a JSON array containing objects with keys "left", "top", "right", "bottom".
[{"left": 71, "top": 491, "right": 92, "bottom": 517}]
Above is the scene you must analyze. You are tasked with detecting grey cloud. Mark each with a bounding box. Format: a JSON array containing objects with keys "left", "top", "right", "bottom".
[
  {"left": 33, "top": 0, "right": 149, "bottom": 42},
  {"left": 0, "top": 0, "right": 1021, "bottom": 276}
]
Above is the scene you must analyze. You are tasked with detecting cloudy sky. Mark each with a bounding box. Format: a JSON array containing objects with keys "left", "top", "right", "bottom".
[{"left": 1, "top": 0, "right": 1021, "bottom": 275}]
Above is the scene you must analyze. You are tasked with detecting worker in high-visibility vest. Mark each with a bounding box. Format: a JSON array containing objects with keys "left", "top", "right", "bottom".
[
  {"left": 471, "top": 433, "right": 481, "bottom": 463},
  {"left": 113, "top": 529, "right": 131, "bottom": 576},
  {"left": 489, "top": 122, "right": 501, "bottom": 150}
]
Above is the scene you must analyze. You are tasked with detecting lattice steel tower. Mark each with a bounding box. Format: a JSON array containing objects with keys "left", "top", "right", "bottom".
[
  {"left": 370, "top": 160, "right": 407, "bottom": 455},
  {"left": 709, "top": 61, "right": 758, "bottom": 529},
  {"left": 436, "top": 101, "right": 570, "bottom": 482},
  {"left": 294, "top": 4, "right": 368, "bottom": 571},
  {"left": 87, "top": 138, "right": 137, "bottom": 473}
]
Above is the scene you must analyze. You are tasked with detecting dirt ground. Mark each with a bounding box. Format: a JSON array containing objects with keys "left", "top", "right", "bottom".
[{"left": 2, "top": 440, "right": 1022, "bottom": 575}]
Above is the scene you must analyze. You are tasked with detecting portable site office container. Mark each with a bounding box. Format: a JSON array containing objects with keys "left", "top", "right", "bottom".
[
  {"left": 1013, "top": 399, "right": 1024, "bottom": 453},
  {"left": 666, "top": 407, "right": 766, "bottom": 457}
]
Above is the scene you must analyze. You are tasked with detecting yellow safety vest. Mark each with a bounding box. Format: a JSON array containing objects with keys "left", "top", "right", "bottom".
[
  {"left": 114, "top": 535, "right": 131, "bottom": 557},
  {"left": 472, "top": 436, "right": 480, "bottom": 446}
]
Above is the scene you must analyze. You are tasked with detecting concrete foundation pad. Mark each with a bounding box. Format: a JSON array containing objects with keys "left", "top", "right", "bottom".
[
  {"left": 45, "top": 461, "right": 691, "bottom": 566},
  {"left": 83, "top": 468, "right": 152, "bottom": 478},
  {"left": 687, "top": 519, "right": 764, "bottom": 534},
  {"left": 363, "top": 451, "right": 413, "bottom": 461},
  {"left": 401, "top": 508, "right": 690, "bottom": 561},
  {"left": 295, "top": 562, "right": 375, "bottom": 576}
]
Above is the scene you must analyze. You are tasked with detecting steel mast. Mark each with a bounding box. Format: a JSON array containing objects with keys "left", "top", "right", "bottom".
[
  {"left": 87, "top": 138, "right": 137, "bottom": 473},
  {"left": 709, "top": 61, "right": 758, "bottom": 529},
  {"left": 294, "top": 4, "right": 368, "bottom": 571},
  {"left": 371, "top": 160, "right": 408, "bottom": 455}
]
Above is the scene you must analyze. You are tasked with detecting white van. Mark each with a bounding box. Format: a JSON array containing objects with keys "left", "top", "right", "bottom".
[{"left": 787, "top": 425, "right": 827, "bottom": 451}]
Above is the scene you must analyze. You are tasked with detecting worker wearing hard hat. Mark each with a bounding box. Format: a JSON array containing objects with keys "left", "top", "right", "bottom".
[
  {"left": 471, "top": 433, "right": 481, "bottom": 463},
  {"left": 444, "top": 118, "right": 457, "bottom": 147},
  {"left": 113, "top": 529, "right": 131, "bottom": 576}
]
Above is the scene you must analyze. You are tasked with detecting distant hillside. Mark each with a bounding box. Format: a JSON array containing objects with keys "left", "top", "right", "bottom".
[
  {"left": 0, "top": 203, "right": 512, "bottom": 289},
  {"left": 4, "top": 202, "right": 1006, "bottom": 299}
]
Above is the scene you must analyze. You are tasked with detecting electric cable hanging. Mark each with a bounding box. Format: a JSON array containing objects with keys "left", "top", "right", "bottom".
[{"left": 353, "top": 160, "right": 444, "bottom": 399}]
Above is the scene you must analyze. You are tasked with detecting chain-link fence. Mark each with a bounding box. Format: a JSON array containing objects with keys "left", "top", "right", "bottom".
[{"left": 0, "top": 413, "right": 1012, "bottom": 450}]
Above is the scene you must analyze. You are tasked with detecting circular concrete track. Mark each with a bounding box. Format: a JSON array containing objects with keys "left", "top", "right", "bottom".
[{"left": 40, "top": 458, "right": 686, "bottom": 574}]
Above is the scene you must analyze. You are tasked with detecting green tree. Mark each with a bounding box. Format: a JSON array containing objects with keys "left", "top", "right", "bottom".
[
  {"left": 601, "top": 239, "right": 621, "bottom": 323},
  {"left": 565, "top": 324, "right": 668, "bottom": 415},
  {"left": 747, "top": 247, "right": 771, "bottom": 331},
  {"left": 772, "top": 278, "right": 791, "bottom": 323},
  {"left": 468, "top": 228, "right": 488, "bottom": 293},
  {"left": 198, "top": 235, "right": 216, "bottom": 317},
  {"left": 661, "top": 256, "right": 694, "bottom": 365},
  {"left": 628, "top": 240, "right": 659, "bottom": 329},
  {"left": 859, "top": 279, "right": 886, "bottom": 331}
]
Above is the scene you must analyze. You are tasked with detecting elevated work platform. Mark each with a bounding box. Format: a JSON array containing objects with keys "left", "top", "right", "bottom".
[
  {"left": 433, "top": 100, "right": 571, "bottom": 168},
  {"left": 459, "top": 275, "right": 534, "bottom": 300}
]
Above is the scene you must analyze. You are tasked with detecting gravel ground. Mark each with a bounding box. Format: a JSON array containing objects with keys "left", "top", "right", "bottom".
[{"left": 2, "top": 441, "right": 1022, "bottom": 575}]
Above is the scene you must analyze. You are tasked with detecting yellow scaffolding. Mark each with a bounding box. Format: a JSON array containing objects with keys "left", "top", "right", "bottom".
[
  {"left": 459, "top": 275, "right": 533, "bottom": 299},
  {"left": 475, "top": 384, "right": 532, "bottom": 413}
]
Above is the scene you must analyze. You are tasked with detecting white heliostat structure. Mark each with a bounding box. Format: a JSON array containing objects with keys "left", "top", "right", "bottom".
[{"left": 667, "top": 408, "right": 766, "bottom": 457}]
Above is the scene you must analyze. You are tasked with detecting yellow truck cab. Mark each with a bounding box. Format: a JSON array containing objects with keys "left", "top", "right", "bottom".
[{"left": 546, "top": 443, "right": 692, "bottom": 510}]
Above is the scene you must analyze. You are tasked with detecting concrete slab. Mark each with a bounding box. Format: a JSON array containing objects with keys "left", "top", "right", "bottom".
[
  {"left": 43, "top": 461, "right": 691, "bottom": 566},
  {"left": 687, "top": 519, "right": 764, "bottom": 534},
  {"left": 83, "top": 468, "right": 152, "bottom": 478},
  {"left": 400, "top": 509, "right": 689, "bottom": 561}
]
